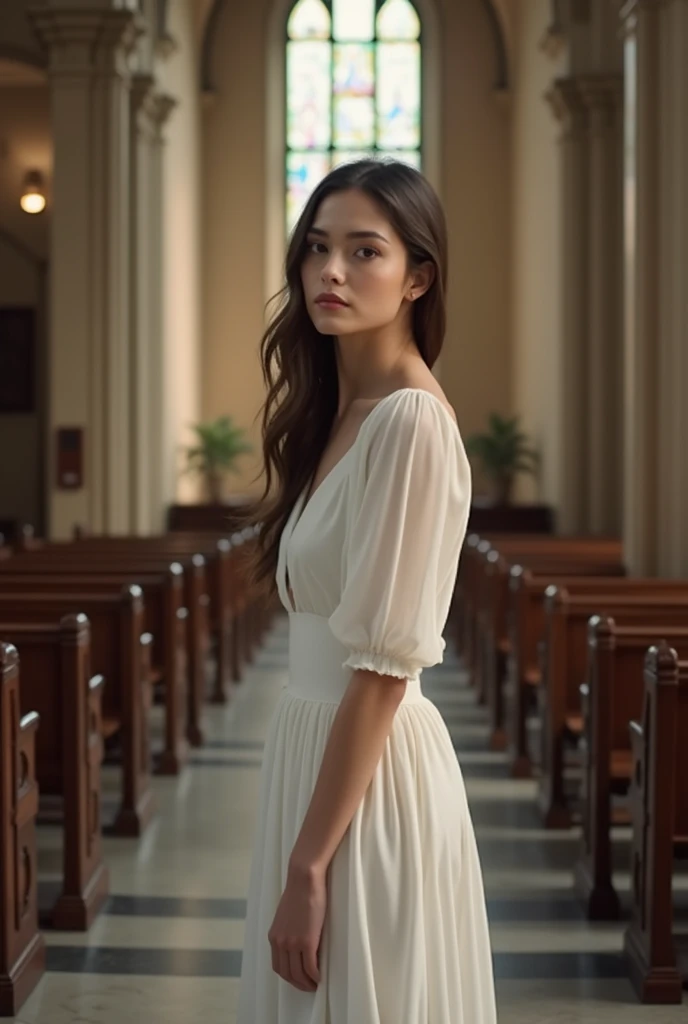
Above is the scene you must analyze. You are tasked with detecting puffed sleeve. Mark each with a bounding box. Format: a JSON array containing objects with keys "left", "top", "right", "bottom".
[{"left": 328, "top": 390, "right": 472, "bottom": 681}]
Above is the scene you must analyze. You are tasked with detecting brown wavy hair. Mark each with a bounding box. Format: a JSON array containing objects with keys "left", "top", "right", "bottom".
[{"left": 236, "top": 159, "right": 449, "bottom": 598}]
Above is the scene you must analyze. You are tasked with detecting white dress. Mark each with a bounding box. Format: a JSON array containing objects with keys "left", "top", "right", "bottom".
[{"left": 237, "top": 388, "right": 497, "bottom": 1024}]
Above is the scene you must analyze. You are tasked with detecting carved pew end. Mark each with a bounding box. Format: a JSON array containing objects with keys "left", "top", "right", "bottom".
[
  {"left": 623, "top": 929, "right": 684, "bottom": 1005},
  {"left": 0, "top": 645, "right": 45, "bottom": 1016},
  {"left": 52, "top": 862, "right": 110, "bottom": 931}
]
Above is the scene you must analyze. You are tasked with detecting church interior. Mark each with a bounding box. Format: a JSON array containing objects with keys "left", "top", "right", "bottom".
[{"left": 1, "top": 0, "right": 688, "bottom": 1020}]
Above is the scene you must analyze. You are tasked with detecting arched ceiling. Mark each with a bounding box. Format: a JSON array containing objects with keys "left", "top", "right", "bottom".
[{"left": 200, "top": 0, "right": 513, "bottom": 94}]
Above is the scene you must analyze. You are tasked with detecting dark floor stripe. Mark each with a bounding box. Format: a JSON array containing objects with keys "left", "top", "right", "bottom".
[
  {"left": 486, "top": 896, "right": 586, "bottom": 922},
  {"left": 44, "top": 947, "right": 626, "bottom": 980},
  {"left": 106, "top": 895, "right": 247, "bottom": 919},
  {"left": 452, "top": 736, "right": 498, "bottom": 753},
  {"left": 101, "top": 894, "right": 586, "bottom": 924},
  {"left": 46, "top": 946, "right": 243, "bottom": 977},
  {"left": 188, "top": 757, "right": 263, "bottom": 768},
  {"left": 204, "top": 740, "right": 264, "bottom": 752},
  {"left": 190, "top": 755, "right": 506, "bottom": 775}
]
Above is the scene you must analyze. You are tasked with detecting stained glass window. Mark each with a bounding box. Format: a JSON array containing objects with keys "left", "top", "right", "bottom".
[{"left": 286, "top": 0, "right": 422, "bottom": 234}]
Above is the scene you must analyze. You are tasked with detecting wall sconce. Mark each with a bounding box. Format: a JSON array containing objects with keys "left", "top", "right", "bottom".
[{"left": 20, "top": 170, "right": 46, "bottom": 214}]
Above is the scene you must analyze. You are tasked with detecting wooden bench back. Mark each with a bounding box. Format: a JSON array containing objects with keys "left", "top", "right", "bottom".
[
  {"left": 0, "top": 615, "right": 103, "bottom": 794},
  {"left": 0, "top": 643, "right": 43, "bottom": 1013},
  {"left": 625, "top": 646, "right": 688, "bottom": 1001},
  {"left": 547, "top": 588, "right": 688, "bottom": 715},
  {"left": 674, "top": 662, "right": 688, "bottom": 840},
  {"left": 0, "top": 588, "right": 143, "bottom": 725}
]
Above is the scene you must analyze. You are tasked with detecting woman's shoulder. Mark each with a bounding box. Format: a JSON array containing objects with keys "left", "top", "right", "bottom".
[{"left": 360, "top": 386, "right": 460, "bottom": 441}]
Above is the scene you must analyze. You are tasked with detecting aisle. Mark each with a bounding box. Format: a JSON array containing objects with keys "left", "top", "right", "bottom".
[{"left": 12, "top": 614, "right": 687, "bottom": 1023}]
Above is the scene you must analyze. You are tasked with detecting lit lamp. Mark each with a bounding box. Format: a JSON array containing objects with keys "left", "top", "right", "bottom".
[{"left": 20, "top": 170, "right": 46, "bottom": 214}]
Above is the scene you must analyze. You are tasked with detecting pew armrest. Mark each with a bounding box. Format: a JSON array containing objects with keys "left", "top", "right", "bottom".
[
  {"left": 89, "top": 673, "right": 106, "bottom": 695},
  {"left": 18, "top": 710, "right": 40, "bottom": 803},
  {"left": 20, "top": 709, "right": 40, "bottom": 742},
  {"left": 629, "top": 719, "right": 644, "bottom": 786}
]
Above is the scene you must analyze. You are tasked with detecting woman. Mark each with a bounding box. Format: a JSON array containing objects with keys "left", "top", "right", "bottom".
[{"left": 237, "top": 159, "right": 496, "bottom": 1023}]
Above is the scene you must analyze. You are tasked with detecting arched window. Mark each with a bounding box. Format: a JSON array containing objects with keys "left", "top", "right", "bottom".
[{"left": 285, "top": 0, "right": 422, "bottom": 234}]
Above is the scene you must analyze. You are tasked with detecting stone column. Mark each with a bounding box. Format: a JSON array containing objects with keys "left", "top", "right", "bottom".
[
  {"left": 148, "top": 93, "right": 177, "bottom": 533},
  {"left": 547, "top": 79, "right": 589, "bottom": 534},
  {"left": 130, "top": 73, "right": 157, "bottom": 534},
  {"left": 29, "top": 6, "right": 139, "bottom": 537},
  {"left": 579, "top": 74, "right": 623, "bottom": 537},
  {"left": 619, "top": 0, "right": 666, "bottom": 574},
  {"left": 656, "top": 0, "right": 688, "bottom": 575}
]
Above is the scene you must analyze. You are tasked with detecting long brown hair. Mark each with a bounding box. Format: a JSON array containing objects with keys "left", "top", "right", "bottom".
[{"left": 237, "top": 159, "right": 449, "bottom": 597}]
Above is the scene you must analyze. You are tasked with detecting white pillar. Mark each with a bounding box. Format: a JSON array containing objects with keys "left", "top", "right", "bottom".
[
  {"left": 618, "top": 0, "right": 688, "bottom": 575},
  {"left": 656, "top": 0, "right": 688, "bottom": 575},
  {"left": 149, "top": 93, "right": 177, "bottom": 532},
  {"left": 29, "top": 6, "right": 139, "bottom": 537},
  {"left": 130, "top": 73, "right": 156, "bottom": 534},
  {"left": 547, "top": 78, "right": 589, "bottom": 534}
]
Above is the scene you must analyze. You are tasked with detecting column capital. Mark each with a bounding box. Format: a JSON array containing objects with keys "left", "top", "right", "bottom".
[
  {"left": 150, "top": 93, "right": 177, "bottom": 143},
  {"left": 546, "top": 77, "right": 586, "bottom": 129},
  {"left": 27, "top": 7, "right": 143, "bottom": 77},
  {"left": 131, "top": 72, "right": 158, "bottom": 138},
  {"left": 129, "top": 73, "right": 155, "bottom": 114}
]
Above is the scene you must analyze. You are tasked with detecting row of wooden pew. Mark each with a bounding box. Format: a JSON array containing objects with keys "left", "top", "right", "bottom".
[
  {"left": 454, "top": 532, "right": 688, "bottom": 1005},
  {"left": 0, "top": 525, "right": 275, "bottom": 1016}
]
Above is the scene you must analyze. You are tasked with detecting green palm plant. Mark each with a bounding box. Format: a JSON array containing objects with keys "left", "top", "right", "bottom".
[
  {"left": 466, "top": 413, "right": 539, "bottom": 506},
  {"left": 183, "top": 416, "right": 253, "bottom": 503}
]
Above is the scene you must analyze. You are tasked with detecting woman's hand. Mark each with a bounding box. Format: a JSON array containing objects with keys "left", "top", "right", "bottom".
[{"left": 268, "top": 861, "right": 327, "bottom": 992}]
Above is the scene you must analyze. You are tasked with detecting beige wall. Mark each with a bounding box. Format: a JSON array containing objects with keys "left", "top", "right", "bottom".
[
  {"left": 202, "top": 0, "right": 513, "bottom": 494},
  {"left": 157, "top": 0, "right": 203, "bottom": 503},
  {"left": 0, "top": 83, "right": 50, "bottom": 533},
  {"left": 510, "top": 0, "right": 567, "bottom": 505}
]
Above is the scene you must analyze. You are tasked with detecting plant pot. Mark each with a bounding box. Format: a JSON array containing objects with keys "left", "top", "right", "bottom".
[
  {"left": 491, "top": 474, "right": 514, "bottom": 507},
  {"left": 206, "top": 471, "right": 225, "bottom": 504}
]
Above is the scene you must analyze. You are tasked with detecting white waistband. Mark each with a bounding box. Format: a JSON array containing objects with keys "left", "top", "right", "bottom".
[{"left": 287, "top": 612, "right": 424, "bottom": 706}]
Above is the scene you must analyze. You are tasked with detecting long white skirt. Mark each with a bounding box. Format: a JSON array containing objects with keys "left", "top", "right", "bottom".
[{"left": 237, "top": 613, "right": 497, "bottom": 1023}]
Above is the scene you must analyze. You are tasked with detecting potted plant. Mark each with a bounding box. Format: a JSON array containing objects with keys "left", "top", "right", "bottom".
[
  {"left": 182, "top": 416, "right": 253, "bottom": 503},
  {"left": 466, "top": 413, "right": 539, "bottom": 506}
]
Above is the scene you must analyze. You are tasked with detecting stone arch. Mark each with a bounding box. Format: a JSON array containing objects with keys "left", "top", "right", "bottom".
[
  {"left": 482, "top": 0, "right": 510, "bottom": 91},
  {"left": 202, "top": 0, "right": 510, "bottom": 94}
]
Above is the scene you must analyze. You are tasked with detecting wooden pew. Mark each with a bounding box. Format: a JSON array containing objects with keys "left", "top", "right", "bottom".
[
  {"left": 0, "top": 588, "right": 154, "bottom": 836},
  {"left": 482, "top": 549, "right": 625, "bottom": 753},
  {"left": 9, "top": 551, "right": 204, "bottom": 748},
  {"left": 0, "top": 559, "right": 189, "bottom": 772},
  {"left": 464, "top": 535, "right": 623, "bottom": 753},
  {"left": 72, "top": 525, "right": 271, "bottom": 688},
  {"left": 0, "top": 615, "right": 109, "bottom": 929},
  {"left": 575, "top": 618, "right": 688, "bottom": 920},
  {"left": 624, "top": 643, "right": 688, "bottom": 1003},
  {"left": 506, "top": 566, "right": 635, "bottom": 777},
  {"left": 454, "top": 533, "right": 482, "bottom": 664},
  {"left": 539, "top": 585, "right": 688, "bottom": 828},
  {"left": 0, "top": 643, "right": 44, "bottom": 1016},
  {"left": 73, "top": 529, "right": 235, "bottom": 701}
]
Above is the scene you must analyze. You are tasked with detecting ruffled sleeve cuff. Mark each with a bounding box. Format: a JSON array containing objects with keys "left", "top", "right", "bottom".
[{"left": 342, "top": 648, "right": 419, "bottom": 681}]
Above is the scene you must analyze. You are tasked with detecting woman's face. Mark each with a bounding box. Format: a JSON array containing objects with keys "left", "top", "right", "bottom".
[{"left": 301, "top": 188, "right": 424, "bottom": 338}]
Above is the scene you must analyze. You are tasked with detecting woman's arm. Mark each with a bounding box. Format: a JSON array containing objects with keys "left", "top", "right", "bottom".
[
  {"left": 268, "top": 669, "right": 406, "bottom": 992},
  {"left": 290, "top": 669, "right": 407, "bottom": 875}
]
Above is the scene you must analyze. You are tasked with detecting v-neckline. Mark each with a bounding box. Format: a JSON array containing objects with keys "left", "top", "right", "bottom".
[
  {"left": 289, "top": 387, "right": 459, "bottom": 536},
  {"left": 291, "top": 442, "right": 356, "bottom": 536},
  {"left": 283, "top": 387, "right": 460, "bottom": 612}
]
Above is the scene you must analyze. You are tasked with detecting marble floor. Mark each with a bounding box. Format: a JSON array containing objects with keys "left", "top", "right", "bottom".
[{"left": 10, "top": 614, "right": 687, "bottom": 1023}]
